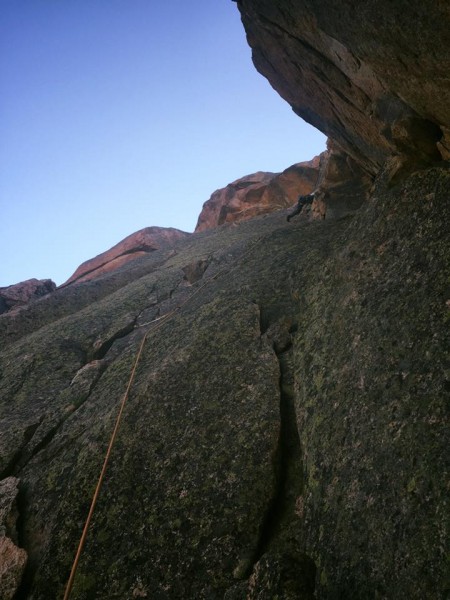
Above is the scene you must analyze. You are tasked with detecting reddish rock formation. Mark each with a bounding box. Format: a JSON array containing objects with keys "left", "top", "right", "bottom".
[
  {"left": 0, "top": 478, "right": 27, "bottom": 600},
  {"left": 236, "top": 0, "right": 450, "bottom": 175},
  {"left": 0, "top": 279, "right": 56, "bottom": 315},
  {"left": 195, "top": 157, "right": 322, "bottom": 232},
  {"left": 63, "top": 226, "right": 190, "bottom": 285}
]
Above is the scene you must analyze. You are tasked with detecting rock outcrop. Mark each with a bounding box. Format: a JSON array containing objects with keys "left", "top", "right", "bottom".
[
  {"left": 0, "top": 477, "right": 27, "bottom": 600},
  {"left": 195, "top": 157, "right": 322, "bottom": 232},
  {"left": 0, "top": 1, "right": 449, "bottom": 598},
  {"left": 0, "top": 166, "right": 448, "bottom": 599},
  {"left": 63, "top": 226, "right": 190, "bottom": 285},
  {"left": 0, "top": 279, "right": 56, "bottom": 315},
  {"left": 236, "top": 0, "right": 450, "bottom": 175}
]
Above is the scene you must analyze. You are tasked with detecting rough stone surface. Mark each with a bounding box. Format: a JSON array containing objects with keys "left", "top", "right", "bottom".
[
  {"left": 246, "top": 551, "right": 316, "bottom": 600},
  {"left": 1, "top": 1, "right": 449, "bottom": 597},
  {"left": 236, "top": 0, "right": 450, "bottom": 174},
  {"left": 0, "top": 279, "right": 56, "bottom": 315},
  {"left": 0, "top": 166, "right": 448, "bottom": 598},
  {"left": 0, "top": 477, "right": 27, "bottom": 600},
  {"left": 307, "top": 141, "right": 373, "bottom": 221},
  {"left": 0, "top": 537, "right": 27, "bottom": 600},
  {"left": 294, "top": 167, "right": 450, "bottom": 599},
  {"left": 195, "top": 157, "right": 321, "bottom": 232},
  {"left": 63, "top": 226, "right": 190, "bottom": 285}
]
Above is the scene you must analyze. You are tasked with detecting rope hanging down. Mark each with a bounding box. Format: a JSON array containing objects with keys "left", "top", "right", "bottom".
[
  {"left": 63, "top": 329, "right": 149, "bottom": 600},
  {"left": 63, "top": 234, "right": 264, "bottom": 599}
]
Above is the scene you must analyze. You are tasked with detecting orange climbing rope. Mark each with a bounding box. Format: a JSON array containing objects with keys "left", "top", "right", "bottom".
[
  {"left": 63, "top": 327, "right": 148, "bottom": 600},
  {"left": 63, "top": 234, "right": 265, "bottom": 599}
]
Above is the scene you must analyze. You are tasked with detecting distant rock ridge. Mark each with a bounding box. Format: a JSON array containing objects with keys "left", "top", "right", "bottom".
[
  {"left": 0, "top": 279, "right": 56, "bottom": 315},
  {"left": 62, "top": 226, "right": 191, "bottom": 286},
  {"left": 62, "top": 156, "right": 324, "bottom": 287},
  {"left": 3, "top": 158, "right": 326, "bottom": 294},
  {"left": 195, "top": 156, "right": 322, "bottom": 232}
]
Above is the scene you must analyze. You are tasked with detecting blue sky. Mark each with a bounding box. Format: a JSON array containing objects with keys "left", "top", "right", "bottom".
[{"left": 0, "top": 0, "right": 326, "bottom": 286}]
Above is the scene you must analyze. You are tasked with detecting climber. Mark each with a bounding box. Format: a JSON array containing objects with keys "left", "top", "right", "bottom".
[{"left": 287, "top": 192, "right": 315, "bottom": 222}]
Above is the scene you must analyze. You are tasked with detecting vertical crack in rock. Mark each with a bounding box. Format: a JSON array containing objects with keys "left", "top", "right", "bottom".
[
  {"left": 11, "top": 483, "right": 30, "bottom": 600},
  {"left": 0, "top": 422, "right": 42, "bottom": 481},
  {"left": 235, "top": 310, "right": 317, "bottom": 598},
  {"left": 250, "top": 312, "right": 304, "bottom": 570},
  {"left": 10, "top": 481, "right": 46, "bottom": 600}
]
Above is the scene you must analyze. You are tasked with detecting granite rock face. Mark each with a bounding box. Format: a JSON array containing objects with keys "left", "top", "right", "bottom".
[
  {"left": 1, "top": 0, "right": 449, "bottom": 597},
  {"left": 236, "top": 0, "right": 450, "bottom": 174},
  {"left": 294, "top": 166, "right": 449, "bottom": 599},
  {"left": 0, "top": 279, "right": 56, "bottom": 315},
  {"left": 63, "top": 226, "right": 190, "bottom": 285},
  {"left": 308, "top": 140, "right": 373, "bottom": 220},
  {"left": 0, "top": 477, "right": 27, "bottom": 600},
  {"left": 1, "top": 211, "right": 306, "bottom": 599},
  {"left": 195, "top": 157, "right": 322, "bottom": 232},
  {"left": 0, "top": 167, "right": 448, "bottom": 599}
]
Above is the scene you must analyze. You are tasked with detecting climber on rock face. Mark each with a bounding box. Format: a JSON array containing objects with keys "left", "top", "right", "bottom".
[{"left": 287, "top": 192, "right": 315, "bottom": 222}]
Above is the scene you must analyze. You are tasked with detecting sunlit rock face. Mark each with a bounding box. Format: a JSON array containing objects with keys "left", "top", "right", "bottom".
[
  {"left": 236, "top": 0, "right": 450, "bottom": 174},
  {"left": 195, "top": 157, "right": 322, "bottom": 232},
  {"left": 0, "top": 279, "right": 56, "bottom": 315},
  {"left": 63, "top": 226, "right": 190, "bottom": 285}
]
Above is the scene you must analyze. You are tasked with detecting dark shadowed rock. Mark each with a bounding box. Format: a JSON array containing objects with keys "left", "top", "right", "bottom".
[
  {"left": 294, "top": 167, "right": 450, "bottom": 599},
  {"left": 309, "top": 140, "right": 373, "bottom": 220},
  {"left": 246, "top": 551, "right": 316, "bottom": 600}
]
